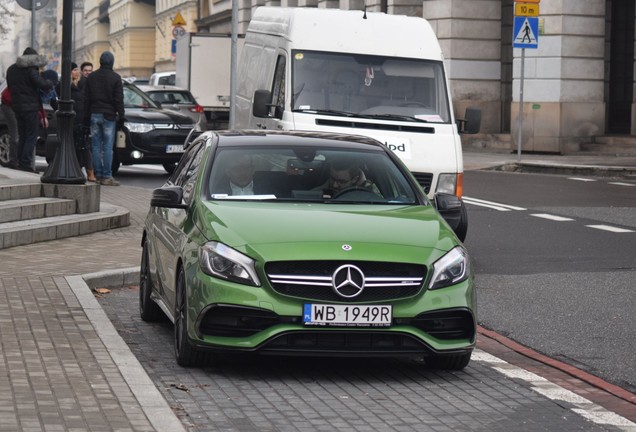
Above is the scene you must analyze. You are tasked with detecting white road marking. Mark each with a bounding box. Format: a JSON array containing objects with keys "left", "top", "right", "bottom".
[
  {"left": 568, "top": 177, "right": 597, "bottom": 182},
  {"left": 463, "top": 196, "right": 526, "bottom": 211},
  {"left": 530, "top": 213, "right": 575, "bottom": 222},
  {"left": 608, "top": 182, "right": 635, "bottom": 187},
  {"left": 472, "top": 349, "right": 636, "bottom": 430},
  {"left": 586, "top": 225, "right": 635, "bottom": 233}
]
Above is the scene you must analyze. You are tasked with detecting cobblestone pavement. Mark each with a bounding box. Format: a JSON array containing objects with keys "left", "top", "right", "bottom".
[{"left": 97, "top": 286, "right": 636, "bottom": 432}]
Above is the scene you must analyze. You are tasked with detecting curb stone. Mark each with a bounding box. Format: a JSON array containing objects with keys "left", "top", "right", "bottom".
[{"left": 68, "top": 269, "right": 186, "bottom": 432}]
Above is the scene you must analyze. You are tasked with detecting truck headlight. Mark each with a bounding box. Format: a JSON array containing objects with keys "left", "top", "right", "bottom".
[
  {"left": 125, "top": 122, "right": 155, "bottom": 133},
  {"left": 436, "top": 173, "right": 457, "bottom": 195},
  {"left": 199, "top": 241, "right": 261, "bottom": 286},
  {"left": 428, "top": 246, "right": 470, "bottom": 290}
]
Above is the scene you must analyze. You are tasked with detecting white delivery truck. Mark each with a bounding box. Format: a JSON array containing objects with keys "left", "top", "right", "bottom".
[
  {"left": 235, "top": 7, "right": 480, "bottom": 240},
  {"left": 176, "top": 33, "right": 244, "bottom": 129}
]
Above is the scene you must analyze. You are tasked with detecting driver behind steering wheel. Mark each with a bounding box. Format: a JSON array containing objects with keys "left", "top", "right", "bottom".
[{"left": 315, "top": 156, "right": 381, "bottom": 198}]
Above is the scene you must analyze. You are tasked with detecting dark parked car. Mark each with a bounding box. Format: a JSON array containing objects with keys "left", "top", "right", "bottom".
[
  {"left": 137, "top": 85, "right": 206, "bottom": 131},
  {"left": 40, "top": 81, "right": 196, "bottom": 174}
]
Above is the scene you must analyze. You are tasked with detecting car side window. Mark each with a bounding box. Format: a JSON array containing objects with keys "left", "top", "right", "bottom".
[
  {"left": 170, "top": 141, "right": 203, "bottom": 187},
  {"left": 181, "top": 144, "right": 206, "bottom": 204}
]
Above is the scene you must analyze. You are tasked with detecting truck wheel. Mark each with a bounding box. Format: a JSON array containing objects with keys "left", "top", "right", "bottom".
[{"left": 455, "top": 203, "right": 468, "bottom": 242}]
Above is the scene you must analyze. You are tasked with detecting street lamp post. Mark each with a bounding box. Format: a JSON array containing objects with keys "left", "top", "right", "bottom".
[{"left": 41, "top": 0, "right": 85, "bottom": 184}]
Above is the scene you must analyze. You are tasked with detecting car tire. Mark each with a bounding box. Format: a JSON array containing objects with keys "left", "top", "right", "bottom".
[
  {"left": 174, "top": 267, "right": 210, "bottom": 367},
  {"left": 139, "top": 240, "right": 165, "bottom": 322},
  {"left": 163, "top": 162, "right": 177, "bottom": 175},
  {"left": 426, "top": 352, "right": 471, "bottom": 370},
  {"left": 454, "top": 203, "right": 468, "bottom": 242},
  {"left": 111, "top": 152, "right": 120, "bottom": 175},
  {"left": 0, "top": 128, "right": 10, "bottom": 165}
]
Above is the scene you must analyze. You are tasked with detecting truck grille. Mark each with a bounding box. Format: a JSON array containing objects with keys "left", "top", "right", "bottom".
[{"left": 412, "top": 172, "right": 433, "bottom": 194}]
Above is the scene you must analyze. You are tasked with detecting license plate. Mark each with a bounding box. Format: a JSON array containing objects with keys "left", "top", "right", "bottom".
[
  {"left": 166, "top": 144, "right": 184, "bottom": 153},
  {"left": 303, "top": 304, "right": 392, "bottom": 327}
]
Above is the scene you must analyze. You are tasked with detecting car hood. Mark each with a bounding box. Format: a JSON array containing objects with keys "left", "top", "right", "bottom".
[
  {"left": 196, "top": 202, "right": 457, "bottom": 263},
  {"left": 125, "top": 107, "right": 193, "bottom": 124}
]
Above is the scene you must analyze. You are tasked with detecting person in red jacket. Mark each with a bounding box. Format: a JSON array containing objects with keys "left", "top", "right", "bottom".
[{"left": 0, "top": 85, "right": 20, "bottom": 168}]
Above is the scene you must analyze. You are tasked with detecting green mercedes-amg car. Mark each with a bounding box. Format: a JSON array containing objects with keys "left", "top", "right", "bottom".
[{"left": 141, "top": 130, "right": 475, "bottom": 369}]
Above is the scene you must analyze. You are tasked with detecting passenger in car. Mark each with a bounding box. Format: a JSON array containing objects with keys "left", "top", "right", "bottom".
[{"left": 213, "top": 154, "right": 278, "bottom": 196}]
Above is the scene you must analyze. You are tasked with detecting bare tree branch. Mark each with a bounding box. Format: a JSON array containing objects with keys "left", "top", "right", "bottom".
[{"left": 0, "top": 0, "right": 16, "bottom": 41}]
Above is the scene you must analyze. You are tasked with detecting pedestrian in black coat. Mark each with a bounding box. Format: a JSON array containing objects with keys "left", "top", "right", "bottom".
[{"left": 6, "top": 47, "right": 54, "bottom": 172}]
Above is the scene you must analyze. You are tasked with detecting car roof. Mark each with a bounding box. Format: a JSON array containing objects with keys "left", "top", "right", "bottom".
[
  {"left": 209, "top": 130, "right": 388, "bottom": 151},
  {"left": 137, "top": 84, "right": 189, "bottom": 92}
]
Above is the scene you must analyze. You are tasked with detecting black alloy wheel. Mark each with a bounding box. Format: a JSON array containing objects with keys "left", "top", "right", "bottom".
[{"left": 139, "top": 240, "right": 165, "bottom": 322}]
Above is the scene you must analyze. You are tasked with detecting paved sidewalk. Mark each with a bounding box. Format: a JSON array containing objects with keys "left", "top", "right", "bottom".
[{"left": 0, "top": 149, "right": 635, "bottom": 431}]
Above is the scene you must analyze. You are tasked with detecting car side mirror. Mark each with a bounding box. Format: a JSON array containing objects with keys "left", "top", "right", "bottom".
[
  {"left": 434, "top": 192, "right": 463, "bottom": 231},
  {"left": 457, "top": 107, "right": 481, "bottom": 134},
  {"left": 151, "top": 186, "right": 188, "bottom": 209},
  {"left": 253, "top": 89, "right": 283, "bottom": 119}
]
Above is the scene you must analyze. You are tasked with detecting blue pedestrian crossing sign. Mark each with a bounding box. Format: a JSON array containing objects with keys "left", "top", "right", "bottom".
[{"left": 513, "top": 16, "right": 539, "bottom": 49}]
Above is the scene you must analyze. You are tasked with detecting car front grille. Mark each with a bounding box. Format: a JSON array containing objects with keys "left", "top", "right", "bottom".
[{"left": 265, "top": 261, "right": 426, "bottom": 302}]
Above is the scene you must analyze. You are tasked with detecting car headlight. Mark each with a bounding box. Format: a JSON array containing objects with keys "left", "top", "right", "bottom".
[
  {"left": 124, "top": 122, "right": 154, "bottom": 133},
  {"left": 199, "top": 241, "right": 261, "bottom": 286},
  {"left": 428, "top": 246, "right": 470, "bottom": 290},
  {"left": 437, "top": 173, "right": 457, "bottom": 195}
]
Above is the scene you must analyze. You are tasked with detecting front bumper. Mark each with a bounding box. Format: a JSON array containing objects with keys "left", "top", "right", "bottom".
[{"left": 185, "top": 267, "right": 476, "bottom": 357}]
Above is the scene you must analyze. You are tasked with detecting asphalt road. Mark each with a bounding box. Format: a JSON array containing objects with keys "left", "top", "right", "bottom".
[{"left": 463, "top": 170, "right": 636, "bottom": 393}]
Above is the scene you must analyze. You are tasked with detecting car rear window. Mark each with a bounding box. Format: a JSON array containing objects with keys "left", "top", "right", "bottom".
[{"left": 149, "top": 91, "right": 196, "bottom": 105}]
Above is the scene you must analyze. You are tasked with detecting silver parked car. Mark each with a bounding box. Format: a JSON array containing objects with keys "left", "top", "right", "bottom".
[{"left": 137, "top": 85, "right": 206, "bottom": 131}]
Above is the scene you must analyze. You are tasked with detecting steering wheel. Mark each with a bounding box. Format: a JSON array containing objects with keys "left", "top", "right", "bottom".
[
  {"left": 332, "top": 187, "right": 382, "bottom": 200},
  {"left": 398, "top": 102, "right": 428, "bottom": 108}
]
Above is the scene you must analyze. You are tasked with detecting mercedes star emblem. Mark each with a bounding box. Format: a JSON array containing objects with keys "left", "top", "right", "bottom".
[{"left": 332, "top": 264, "right": 365, "bottom": 298}]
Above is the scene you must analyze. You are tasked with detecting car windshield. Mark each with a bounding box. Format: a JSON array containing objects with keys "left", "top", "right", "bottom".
[
  {"left": 292, "top": 50, "right": 450, "bottom": 123},
  {"left": 123, "top": 84, "right": 160, "bottom": 109},
  {"left": 207, "top": 146, "right": 418, "bottom": 204},
  {"left": 148, "top": 91, "right": 196, "bottom": 105}
]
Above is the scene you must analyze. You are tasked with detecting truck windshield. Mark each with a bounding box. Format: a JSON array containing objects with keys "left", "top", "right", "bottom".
[{"left": 291, "top": 50, "right": 450, "bottom": 123}]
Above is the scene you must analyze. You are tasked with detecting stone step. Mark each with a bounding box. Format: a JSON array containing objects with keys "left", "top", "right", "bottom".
[
  {"left": 0, "top": 197, "right": 76, "bottom": 223},
  {"left": 0, "top": 202, "right": 130, "bottom": 249},
  {"left": 0, "top": 182, "right": 43, "bottom": 201},
  {"left": 579, "top": 140, "right": 636, "bottom": 156}
]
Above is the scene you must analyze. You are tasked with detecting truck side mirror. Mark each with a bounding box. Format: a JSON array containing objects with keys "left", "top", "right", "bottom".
[
  {"left": 253, "top": 90, "right": 272, "bottom": 118},
  {"left": 457, "top": 107, "right": 481, "bottom": 134},
  {"left": 253, "top": 90, "right": 283, "bottom": 119}
]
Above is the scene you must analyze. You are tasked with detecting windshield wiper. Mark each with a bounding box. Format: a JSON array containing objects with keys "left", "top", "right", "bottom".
[
  {"left": 360, "top": 113, "right": 430, "bottom": 123},
  {"left": 292, "top": 108, "right": 357, "bottom": 117}
]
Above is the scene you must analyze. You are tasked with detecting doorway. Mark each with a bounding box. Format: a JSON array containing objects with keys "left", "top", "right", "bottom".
[{"left": 607, "top": 0, "right": 635, "bottom": 133}]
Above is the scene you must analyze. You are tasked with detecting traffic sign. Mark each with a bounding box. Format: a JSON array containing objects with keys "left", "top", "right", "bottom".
[
  {"left": 515, "top": 3, "right": 539, "bottom": 16},
  {"left": 16, "top": 0, "right": 49, "bottom": 10},
  {"left": 172, "top": 25, "right": 186, "bottom": 39},
  {"left": 514, "top": 0, "right": 539, "bottom": 3},
  {"left": 513, "top": 16, "right": 539, "bottom": 49},
  {"left": 172, "top": 12, "right": 186, "bottom": 26}
]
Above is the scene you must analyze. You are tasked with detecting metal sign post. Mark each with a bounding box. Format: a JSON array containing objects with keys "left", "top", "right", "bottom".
[
  {"left": 512, "top": 6, "right": 540, "bottom": 161},
  {"left": 517, "top": 49, "right": 525, "bottom": 162}
]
